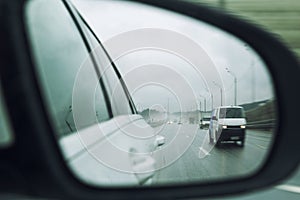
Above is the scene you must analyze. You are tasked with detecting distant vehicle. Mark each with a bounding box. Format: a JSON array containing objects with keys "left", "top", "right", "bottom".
[
  {"left": 167, "top": 120, "right": 173, "bottom": 124},
  {"left": 209, "top": 106, "right": 247, "bottom": 147},
  {"left": 200, "top": 117, "right": 211, "bottom": 129}
]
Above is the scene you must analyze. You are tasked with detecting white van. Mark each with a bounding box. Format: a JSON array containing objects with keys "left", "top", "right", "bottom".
[{"left": 209, "top": 106, "right": 246, "bottom": 147}]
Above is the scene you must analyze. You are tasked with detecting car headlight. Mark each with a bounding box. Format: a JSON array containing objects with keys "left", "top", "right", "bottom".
[
  {"left": 240, "top": 125, "right": 246, "bottom": 129},
  {"left": 222, "top": 125, "right": 227, "bottom": 129}
]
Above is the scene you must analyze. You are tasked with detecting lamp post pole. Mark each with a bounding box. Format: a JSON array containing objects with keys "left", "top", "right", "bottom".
[
  {"left": 226, "top": 67, "right": 237, "bottom": 106},
  {"left": 211, "top": 93, "right": 214, "bottom": 111},
  {"left": 199, "top": 94, "right": 207, "bottom": 112},
  {"left": 213, "top": 81, "right": 223, "bottom": 106}
]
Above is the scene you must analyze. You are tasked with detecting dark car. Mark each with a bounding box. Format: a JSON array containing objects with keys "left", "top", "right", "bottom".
[{"left": 200, "top": 117, "right": 210, "bottom": 129}]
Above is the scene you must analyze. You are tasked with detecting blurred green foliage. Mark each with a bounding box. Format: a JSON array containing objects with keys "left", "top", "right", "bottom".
[{"left": 185, "top": 0, "right": 300, "bottom": 60}]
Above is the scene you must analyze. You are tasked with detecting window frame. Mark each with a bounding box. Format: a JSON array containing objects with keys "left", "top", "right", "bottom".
[
  {"left": 67, "top": 2, "right": 138, "bottom": 116},
  {"left": 25, "top": 0, "right": 113, "bottom": 136},
  {"left": 62, "top": 0, "right": 114, "bottom": 119}
]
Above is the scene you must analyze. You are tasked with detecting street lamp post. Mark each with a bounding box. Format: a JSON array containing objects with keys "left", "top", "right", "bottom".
[
  {"left": 226, "top": 67, "right": 237, "bottom": 106},
  {"left": 199, "top": 94, "right": 207, "bottom": 112},
  {"left": 213, "top": 81, "right": 223, "bottom": 106},
  {"left": 211, "top": 93, "right": 214, "bottom": 111},
  {"left": 198, "top": 100, "right": 201, "bottom": 123},
  {"left": 244, "top": 44, "right": 256, "bottom": 103},
  {"left": 199, "top": 100, "right": 202, "bottom": 112},
  {"left": 204, "top": 88, "right": 213, "bottom": 111}
]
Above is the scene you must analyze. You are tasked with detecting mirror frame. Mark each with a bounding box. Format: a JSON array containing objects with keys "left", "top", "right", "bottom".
[{"left": 0, "top": 0, "right": 299, "bottom": 199}]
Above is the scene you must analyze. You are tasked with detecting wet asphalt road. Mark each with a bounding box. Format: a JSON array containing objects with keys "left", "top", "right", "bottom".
[{"left": 151, "top": 124, "right": 273, "bottom": 184}]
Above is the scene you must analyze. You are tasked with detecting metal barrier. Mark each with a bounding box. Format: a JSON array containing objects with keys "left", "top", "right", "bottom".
[{"left": 246, "top": 119, "right": 276, "bottom": 130}]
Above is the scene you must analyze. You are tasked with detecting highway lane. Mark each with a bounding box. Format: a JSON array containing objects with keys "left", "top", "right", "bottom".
[{"left": 151, "top": 124, "right": 274, "bottom": 185}]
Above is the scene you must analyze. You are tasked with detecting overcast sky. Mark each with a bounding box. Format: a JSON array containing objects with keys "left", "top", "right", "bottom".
[{"left": 73, "top": 0, "right": 274, "bottom": 112}]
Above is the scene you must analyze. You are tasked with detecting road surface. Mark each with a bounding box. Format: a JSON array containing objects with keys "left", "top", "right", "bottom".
[{"left": 151, "top": 123, "right": 273, "bottom": 185}]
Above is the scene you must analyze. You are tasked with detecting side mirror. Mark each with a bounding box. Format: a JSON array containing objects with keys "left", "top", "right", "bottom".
[
  {"left": 155, "top": 135, "right": 165, "bottom": 147},
  {"left": 6, "top": 0, "right": 299, "bottom": 200}
]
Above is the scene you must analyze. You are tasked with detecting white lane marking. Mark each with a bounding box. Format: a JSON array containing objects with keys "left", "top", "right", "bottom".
[
  {"left": 199, "top": 147, "right": 211, "bottom": 158},
  {"left": 276, "top": 184, "right": 300, "bottom": 194}
]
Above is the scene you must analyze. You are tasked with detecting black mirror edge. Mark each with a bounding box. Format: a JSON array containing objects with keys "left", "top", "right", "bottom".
[{"left": 0, "top": 0, "right": 299, "bottom": 200}]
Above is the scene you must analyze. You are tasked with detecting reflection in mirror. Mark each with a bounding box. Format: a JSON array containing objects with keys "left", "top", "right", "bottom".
[{"left": 27, "top": 0, "right": 277, "bottom": 187}]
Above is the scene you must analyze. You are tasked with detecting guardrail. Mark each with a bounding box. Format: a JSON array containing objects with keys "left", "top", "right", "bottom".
[{"left": 246, "top": 119, "right": 276, "bottom": 130}]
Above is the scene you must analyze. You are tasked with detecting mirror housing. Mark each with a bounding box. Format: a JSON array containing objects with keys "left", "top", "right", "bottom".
[
  {"left": 0, "top": 0, "right": 299, "bottom": 199},
  {"left": 155, "top": 135, "right": 165, "bottom": 147}
]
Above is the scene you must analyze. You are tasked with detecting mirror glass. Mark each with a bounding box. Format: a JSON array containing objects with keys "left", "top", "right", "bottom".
[{"left": 26, "top": 0, "right": 277, "bottom": 187}]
